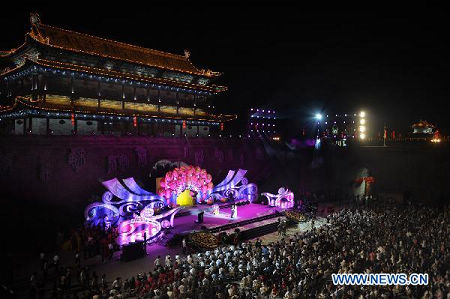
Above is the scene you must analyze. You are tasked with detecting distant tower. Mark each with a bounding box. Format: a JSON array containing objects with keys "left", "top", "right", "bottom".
[{"left": 412, "top": 120, "right": 434, "bottom": 134}]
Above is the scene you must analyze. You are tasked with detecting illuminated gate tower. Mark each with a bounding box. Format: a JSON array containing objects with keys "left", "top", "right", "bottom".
[{"left": 0, "top": 13, "right": 235, "bottom": 136}]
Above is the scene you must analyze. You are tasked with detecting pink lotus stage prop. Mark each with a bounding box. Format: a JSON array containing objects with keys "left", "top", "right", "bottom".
[
  {"left": 261, "top": 187, "right": 295, "bottom": 209},
  {"left": 158, "top": 165, "right": 213, "bottom": 205}
]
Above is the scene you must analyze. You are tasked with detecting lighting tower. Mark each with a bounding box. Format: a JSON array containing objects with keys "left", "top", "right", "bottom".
[{"left": 358, "top": 111, "right": 366, "bottom": 140}]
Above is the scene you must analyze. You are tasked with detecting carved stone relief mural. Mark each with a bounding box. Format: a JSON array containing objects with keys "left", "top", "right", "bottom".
[
  {"left": 68, "top": 147, "right": 86, "bottom": 172},
  {"left": 135, "top": 146, "right": 147, "bottom": 167}
]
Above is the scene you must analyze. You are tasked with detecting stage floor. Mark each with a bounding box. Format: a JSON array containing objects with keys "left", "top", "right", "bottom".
[{"left": 171, "top": 203, "right": 285, "bottom": 233}]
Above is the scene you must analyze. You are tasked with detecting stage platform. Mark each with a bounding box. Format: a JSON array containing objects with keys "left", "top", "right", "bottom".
[
  {"left": 192, "top": 203, "right": 283, "bottom": 227},
  {"left": 163, "top": 203, "right": 285, "bottom": 234}
]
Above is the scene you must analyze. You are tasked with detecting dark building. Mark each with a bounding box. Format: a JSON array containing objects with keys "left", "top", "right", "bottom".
[{"left": 0, "top": 13, "right": 235, "bottom": 137}]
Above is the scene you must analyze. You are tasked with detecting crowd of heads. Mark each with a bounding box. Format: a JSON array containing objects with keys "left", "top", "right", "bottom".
[
  {"left": 27, "top": 202, "right": 449, "bottom": 298},
  {"left": 70, "top": 225, "right": 119, "bottom": 263},
  {"left": 28, "top": 225, "right": 118, "bottom": 299}
]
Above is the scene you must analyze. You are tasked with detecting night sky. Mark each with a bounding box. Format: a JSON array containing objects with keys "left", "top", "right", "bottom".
[{"left": 1, "top": 1, "right": 449, "bottom": 136}]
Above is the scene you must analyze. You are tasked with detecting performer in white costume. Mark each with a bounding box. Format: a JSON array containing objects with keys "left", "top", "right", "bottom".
[{"left": 230, "top": 204, "right": 237, "bottom": 219}]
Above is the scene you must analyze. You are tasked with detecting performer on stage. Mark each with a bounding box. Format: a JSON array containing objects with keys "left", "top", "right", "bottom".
[
  {"left": 212, "top": 204, "right": 220, "bottom": 216},
  {"left": 230, "top": 204, "right": 237, "bottom": 219}
]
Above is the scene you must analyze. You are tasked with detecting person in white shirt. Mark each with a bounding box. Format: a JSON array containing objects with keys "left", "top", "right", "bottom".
[
  {"left": 53, "top": 254, "right": 59, "bottom": 268},
  {"left": 154, "top": 256, "right": 161, "bottom": 269},
  {"left": 182, "top": 238, "right": 187, "bottom": 254},
  {"left": 111, "top": 278, "right": 120, "bottom": 290},
  {"left": 165, "top": 255, "right": 171, "bottom": 268}
]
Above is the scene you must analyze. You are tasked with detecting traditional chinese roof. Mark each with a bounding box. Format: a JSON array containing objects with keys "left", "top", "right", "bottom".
[
  {"left": 2, "top": 13, "right": 222, "bottom": 79},
  {"left": 1, "top": 58, "right": 226, "bottom": 94},
  {"left": 411, "top": 120, "right": 434, "bottom": 129}
]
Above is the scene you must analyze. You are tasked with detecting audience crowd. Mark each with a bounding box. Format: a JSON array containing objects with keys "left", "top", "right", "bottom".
[{"left": 27, "top": 203, "right": 449, "bottom": 298}]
